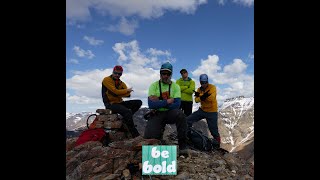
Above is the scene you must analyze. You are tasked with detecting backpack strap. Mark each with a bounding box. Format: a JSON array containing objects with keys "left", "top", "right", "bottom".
[
  {"left": 87, "top": 114, "right": 98, "bottom": 129},
  {"left": 189, "top": 127, "right": 207, "bottom": 150}
]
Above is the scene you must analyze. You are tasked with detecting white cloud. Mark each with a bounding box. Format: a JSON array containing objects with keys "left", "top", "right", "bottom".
[
  {"left": 107, "top": 17, "right": 138, "bottom": 36},
  {"left": 68, "top": 59, "right": 79, "bottom": 64},
  {"left": 112, "top": 40, "right": 173, "bottom": 69},
  {"left": 248, "top": 52, "right": 254, "bottom": 59},
  {"left": 67, "top": 40, "right": 254, "bottom": 113},
  {"left": 216, "top": 0, "right": 254, "bottom": 6},
  {"left": 73, "top": 46, "right": 95, "bottom": 59},
  {"left": 223, "top": 59, "right": 247, "bottom": 74},
  {"left": 218, "top": 0, "right": 227, "bottom": 5},
  {"left": 192, "top": 55, "right": 222, "bottom": 76},
  {"left": 147, "top": 48, "right": 171, "bottom": 56},
  {"left": 190, "top": 54, "right": 253, "bottom": 105},
  {"left": 67, "top": 0, "right": 207, "bottom": 21},
  {"left": 66, "top": 0, "right": 208, "bottom": 34},
  {"left": 83, "top": 36, "right": 104, "bottom": 46},
  {"left": 66, "top": 0, "right": 92, "bottom": 22},
  {"left": 67, "top": 40, "right": 175, "bottom": 112},
  {"left": 66, "top": 93, "right": 101, "bottom": 104},
  {"left": 233, "top": 0, "right": 254, "bottom": 7}
]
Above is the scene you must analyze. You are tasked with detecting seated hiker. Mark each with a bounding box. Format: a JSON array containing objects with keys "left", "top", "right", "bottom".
[
  {"left": 143, "top": 62, "right": 189, "bottom": 154},
  {"left": 187, "top": 74, "right": 221, "bottom": 147},
  {"left": 101, "top": 65, "right": 142, "bottom": 138}
]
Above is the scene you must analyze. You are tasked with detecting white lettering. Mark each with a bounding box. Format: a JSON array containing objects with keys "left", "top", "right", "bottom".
[
  {"left": 151, "top": 147, "right": 160, "bottom": 158},
  {"left": 153, "top": 164, "right": 162, "bottom": 173},
  {"left": 143, "top": 161, "right": 152, "bottom": 173},
  {"left": 161, "top": 161, "right": 166, "bottom": 173},
  {"left": 161, "top": 150, "right": 169, "bottom": 158},
  {"left": 167, "top": 161, "right": 176, "bottom": 173}
]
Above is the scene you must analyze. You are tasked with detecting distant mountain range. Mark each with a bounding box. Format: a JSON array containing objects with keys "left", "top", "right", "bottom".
[{"left": 66, "top": 96, "right": 254, "bottom": 162}]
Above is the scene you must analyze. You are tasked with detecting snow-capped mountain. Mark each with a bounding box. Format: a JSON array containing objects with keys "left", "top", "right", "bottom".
[
  {"left": 66, "top": 111, "right": 95, "bottom": 131},
  {"left": 218, "top": 96, "right": 254, "bottom": 153}
]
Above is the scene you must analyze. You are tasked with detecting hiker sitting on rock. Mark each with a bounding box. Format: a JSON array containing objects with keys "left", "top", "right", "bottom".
[
  {"left": 101, "top": 65, "right": 141, "bottom": 138},
  {"left": 143, "top": 62, "right": 189, "bottom": 154}
]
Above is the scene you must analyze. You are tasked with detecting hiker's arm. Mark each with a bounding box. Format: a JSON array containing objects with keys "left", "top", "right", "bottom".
[
  {"left": 205, "top": 86, "right": 216, "bottom": 102},
  {"left": 148, "top": 96, "right": 168, "bottom": 109},
  {"left": 166, "top": 98, "right": 181, "bottom": 110},
  {"left": 102, "top": 78, "right": 129, "bottom": 96},
  {"left": 183, "top": 80, "right": 195, "bottom": 95},
  {"left": 195, "top": 89, "right": 201, "bottom": 103},
  {"left": 176, "top": 80, "right": 187, "bottom": 92},
  {"left": 120, "top": 82, "right": 131, "bottom": 97},
  {"left": 180, "top": 86, "right": 188, "bottom": 92}
]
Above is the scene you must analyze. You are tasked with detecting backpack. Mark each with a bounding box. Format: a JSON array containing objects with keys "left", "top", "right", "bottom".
[
  {"left": 75, "top": 128, "right": 108, "bottom": 147},
  {"left": 186, "top": 127, "right": 220, "bottom": 151}
]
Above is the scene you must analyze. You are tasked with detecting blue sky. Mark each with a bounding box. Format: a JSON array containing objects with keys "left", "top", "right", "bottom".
[{"left": 66, "top": 0, "right": 254, "bottom": 113}]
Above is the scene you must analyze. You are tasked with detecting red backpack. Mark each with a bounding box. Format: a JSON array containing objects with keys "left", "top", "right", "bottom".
[{"left": 75, "top": 128, "right": 107, "bottom": 147}]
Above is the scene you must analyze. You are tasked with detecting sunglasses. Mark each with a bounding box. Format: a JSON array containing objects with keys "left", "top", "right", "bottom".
[
  {"left": 113, "top": 72, "right": 122, "bottom": 76},
  {"left": 161, "top": 72, "right": 172, "bottom": 76},
  {"left": 200, "top": 81, "right": 208, "bottom": 85}
]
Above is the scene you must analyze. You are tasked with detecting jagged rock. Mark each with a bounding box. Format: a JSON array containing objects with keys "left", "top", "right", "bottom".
[{"left": 66, "top": 137, "right": 77, "bottom": 151}]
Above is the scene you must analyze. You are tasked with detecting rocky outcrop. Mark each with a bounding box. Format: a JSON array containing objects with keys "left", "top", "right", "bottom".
[{"left": 66, "top": 108, "right": 254, "bottom": 179}]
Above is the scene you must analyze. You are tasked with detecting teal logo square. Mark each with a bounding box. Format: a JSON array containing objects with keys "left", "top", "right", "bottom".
[{"left": 142, "top": 145, "right": 177, "bottom": 175}]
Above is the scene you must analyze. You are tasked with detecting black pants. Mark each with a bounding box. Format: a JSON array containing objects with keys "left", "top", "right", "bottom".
[
  {"left": 179, "top": 101, "right": 193, "bottom": 116},
  {"left": 105, "top": 100, "right": 142, "bottom": 136},
  {"left": 144, "top": 109, "right": 187, "bottom": 149}
]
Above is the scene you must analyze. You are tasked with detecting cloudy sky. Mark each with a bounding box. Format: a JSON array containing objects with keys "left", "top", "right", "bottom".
[{"left": 66, "top": 0, "right": 254, "bottom": 113}]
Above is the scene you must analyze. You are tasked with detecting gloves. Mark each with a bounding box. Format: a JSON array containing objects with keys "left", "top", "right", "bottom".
[
  {"left": 193, "top": 90, "right": 200, "bottom": 97},
  {"left": 200, "top": 90, "right": 211, "bottom": 101}
]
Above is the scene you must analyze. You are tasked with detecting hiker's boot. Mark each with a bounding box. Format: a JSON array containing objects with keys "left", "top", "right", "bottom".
[
  {"left": 213, "top": 136, "right": 221, "bottom": 149},
  {"left": 127, "top": 125, "right": 140, "bottom": 138},
  {"left": 178, "top": 140, "right": 190, "bottom": 157}
]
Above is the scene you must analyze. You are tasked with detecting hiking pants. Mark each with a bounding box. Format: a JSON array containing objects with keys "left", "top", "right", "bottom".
[
  {"left": 186, "top": 108, "right": 220, "bottom": 139},
  {"left": 106, "top": 100, "right": 142, "bottom": 128},
  {"left": 144, "top": 109, "right": 188, "bottom": 149},
  {"left": 179, "top": 101, "right": 193, "bottom": 116}
]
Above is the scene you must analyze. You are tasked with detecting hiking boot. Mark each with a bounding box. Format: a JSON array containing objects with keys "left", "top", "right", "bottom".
[
  {"left": 178, "top": 148, "right": 190, "bottom": 157},
  {"left": 213, "top": 136, "right": 221, "bottom": 149},
  {"left": 123, "top": 124, "right": 140, "bottom": 138},
  {"left": 130, "top": 127, "right": 140, "bottom": 138},
  {"left": 178, "top": 140, "right": 190, "bottom": 157}
]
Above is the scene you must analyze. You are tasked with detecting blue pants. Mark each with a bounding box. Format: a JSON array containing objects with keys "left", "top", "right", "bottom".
[{"left": 186, "top": 108, "right": 220, "bottom": 139}]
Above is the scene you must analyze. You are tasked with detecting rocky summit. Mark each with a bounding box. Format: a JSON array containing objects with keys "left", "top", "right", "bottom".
[{"left": 66, "top": 102, "right": 254, "bottom": 179}]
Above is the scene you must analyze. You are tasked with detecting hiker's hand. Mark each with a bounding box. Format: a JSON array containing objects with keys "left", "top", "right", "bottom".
[
  {"left": 149, "top": 96, "right": 159, "bottom": 101},
  {"left": 193, "top": 90, "right": 200, "bottom": 97},
  {"left": 167, "top": 98, "right": 174, "bottom": 104},
  {"left": 127, "top": 87, "right": 133, "bottom": 93},
  {"left": 200, "top": 90, "right": 211, "bottom": 101}
]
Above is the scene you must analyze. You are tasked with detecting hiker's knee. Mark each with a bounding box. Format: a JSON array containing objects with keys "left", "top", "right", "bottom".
[
  {"left": 143, "top": 118, "right": 163, "bottom": 139},
  {"left": 136, "top": 100, "right": 142, "bottom": 108},
  {"left": 144, "top": 126, "right": 162, "bottom": 139}
]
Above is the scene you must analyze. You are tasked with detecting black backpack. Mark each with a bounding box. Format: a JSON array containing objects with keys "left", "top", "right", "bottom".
[{"left": 186, "top": 127, "right": 220, "bottom": 151}]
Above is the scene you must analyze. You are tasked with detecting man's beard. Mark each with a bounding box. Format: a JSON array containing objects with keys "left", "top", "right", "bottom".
[{"left": 161, "top": 76, "right": 172, "bottom": 84}]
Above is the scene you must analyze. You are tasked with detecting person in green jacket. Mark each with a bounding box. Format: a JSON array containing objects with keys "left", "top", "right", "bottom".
[
  {"left": 176, "top": 69, "right": 195, "bottom": 116},
  {"left": 143, "top": 62, "right": 189, "bottom": 154}
]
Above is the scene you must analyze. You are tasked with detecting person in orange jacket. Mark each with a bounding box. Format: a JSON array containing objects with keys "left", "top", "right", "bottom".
[
  {"left": 186, "top": 74, "right": 221, "bottom": 147},
  {"left": 101, "top": 65, "right": 141, "bottom": 138}
]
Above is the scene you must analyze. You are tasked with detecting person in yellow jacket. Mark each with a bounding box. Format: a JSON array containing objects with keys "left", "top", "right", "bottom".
[
  {"left": 101, "top": 65, "right": 142, "bottom": 138},
  {"left": 186, "top": 74, "right": 221, "bottom": 146},
  {"left": 176, "top": 69, "right": 195, "bottom": 116}
]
